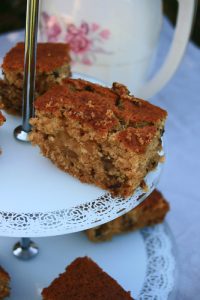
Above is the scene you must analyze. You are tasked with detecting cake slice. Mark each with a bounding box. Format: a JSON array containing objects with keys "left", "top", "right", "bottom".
[
  {"left": 42, "top": 257, "right": 134, "bottom": 300},
  {"left": 0, "top": 266, "right": 10, "bottom": 300},
  {"left": 30, "top": 78, "right": 167, "bottom": 197},
  {"left": 0, "top": 42, "right": 71, "bottom": 115},
  {"left": 0, "top": 109, "right": 5, "bottom": 154},
  {"left": 86, "top": 189, "right": 169, "bottom": 242},
  {"left": 0, "top": 111, "right": 5, "bottom": 127}
]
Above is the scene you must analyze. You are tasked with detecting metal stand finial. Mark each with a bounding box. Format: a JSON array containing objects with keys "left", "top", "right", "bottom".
[
  {"left": 13, "top": 238, "right": 39, "bottom": 260},
  {"left": 14, "top": 0, "right": 40, "bottom": 142}
]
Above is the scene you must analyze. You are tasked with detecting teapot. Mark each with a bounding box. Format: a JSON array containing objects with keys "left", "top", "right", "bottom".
[{"left": 39, "top": 0, "right": 196, "bottom": 98}]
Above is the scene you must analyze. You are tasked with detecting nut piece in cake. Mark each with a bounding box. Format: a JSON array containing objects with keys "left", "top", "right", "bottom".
[
  {"left": 86, "top": 189, "right": 170, "bottom": 242},
  {"left": 30, "top": 78, "right": 167, "bottom": 198},
  {"left": 42, "top": 256, "right": 134, "bottom": 300},
  {"left": 0, "top": 42, "right": 71, "bottom": 115},
  {"left": 0, "top": 266, "right": 10, "bottom": 300}
]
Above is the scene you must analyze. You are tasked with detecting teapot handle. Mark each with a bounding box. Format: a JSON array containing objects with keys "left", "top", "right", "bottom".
[{"left": 138, "top": 0, "right": 197, "bottom": 99}]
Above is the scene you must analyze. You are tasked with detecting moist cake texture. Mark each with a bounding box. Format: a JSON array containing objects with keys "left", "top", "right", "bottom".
[
  {"left": 86, "top": 189, "right": 170, "bottom": 242},
  {"left": 0, "top": 266, "right": 10, "bottom": 300},
  {"left": 0, "top": 42, "right": 71, "bottom": 115},
  {"left": 30, "top": 78, "right": 167, "bottom": 197},
  {"left": 42, "top": 256, "right": 134, "bottom": 300}
]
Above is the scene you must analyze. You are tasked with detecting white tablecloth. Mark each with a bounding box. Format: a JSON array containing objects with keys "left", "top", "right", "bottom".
[
  {"left": 154, "top": 19, "right": 200, "bottom": 300},
  {"left": 0, "top": 18, "right": 200, "bottom": 299}
]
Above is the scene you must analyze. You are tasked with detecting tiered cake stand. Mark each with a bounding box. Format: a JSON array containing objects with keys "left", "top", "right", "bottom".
[
  {"left": 0, "top": 0, "right": 162, "bottom": 254},
  {"left": 0, "top": 1, "right": 176, "bottom": 299}
]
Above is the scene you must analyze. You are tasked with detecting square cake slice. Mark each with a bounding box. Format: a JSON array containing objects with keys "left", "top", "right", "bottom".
[
  {"left": 86, "top": 189, "right": 170, "bottom": 242},
  {"left": 42, "top": 257, "right": 134, "bottom": 300},
  {"left": 0, "top": 266, "right": 10, "bottom": 300},
  {"left": 30, "top": 78, "right": 167, "bottom": 197},
  {"left": 0, "top": 42, "right": 71, "bottom": 115}
]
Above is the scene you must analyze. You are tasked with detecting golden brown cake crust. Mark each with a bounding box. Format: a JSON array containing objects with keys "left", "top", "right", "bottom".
[
  {"left": 86, "top": 189, "right": 170, "bottom": 242},
  {"left": 116, "top": 126, "right": 157, "bottom": 153},
  {"left": 35, "top": 78, "right": 167, "bottom": 121},
  {"left": 0, "top": 266, "right": 10, "bottom": 300},
  {"left": 2, "top": 42, "right": 71, "bottom": 73},
  {"left": 0, "top": 111, "right": 5, "bottom": 126},
  {"left": 42, "top": 257, "right": 134, "bottom": 300},
  {"left": 0, "top": 267, "right": 10, "bottom": 283},
  {"left": 34, "top": 78, "right": 167, "bottom": 152}
]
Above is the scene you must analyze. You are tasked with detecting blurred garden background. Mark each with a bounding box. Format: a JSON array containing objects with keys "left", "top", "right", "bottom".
[{"left": 0, "top": 0, "right": 199, "bottom": 47}]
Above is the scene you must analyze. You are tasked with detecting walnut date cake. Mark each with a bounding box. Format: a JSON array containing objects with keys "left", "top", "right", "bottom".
[
  {"left": 0, "top": 42, "right": 71, "bottom": 115},
  {"left": 86, "top": 189, "right": 170, "bottom": 242},
  {"left": 30, "top": 78, "right": 167, "bottom": 197},
  {"left": 42, "top": 257, "right": 134, "bottom": 300},
  {"left": 0, "top": 266, "right": 10, "bottom": 300}
]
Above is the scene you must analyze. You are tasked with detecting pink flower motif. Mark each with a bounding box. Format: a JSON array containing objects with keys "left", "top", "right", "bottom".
[
  {"left": 99, "top": 29, "right": 110, "bottom": 40},
  {"left": 91, "top": 23, "right": 100, "bottom": 32},
  {"left": 41, "top": 14, "right": 112, "bottom": 66},
  {"left": 66, "top": 22, "right": 92, "bottom": 54},
  {"left": 80, "top": 22, "right": 89, "bottom": 34},
  {"left": 81, "top": 58, "right": 92, "bottom": 65},
  {"left": 42, "top": 12, "right": 61, "bottom": 42}
]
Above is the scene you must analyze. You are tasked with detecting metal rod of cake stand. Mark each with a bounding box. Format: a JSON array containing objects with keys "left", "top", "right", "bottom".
[
  {"left": 13, "top": 0, "right": 40, "bottom": 260},
  {"left": 14, "top": 0, "right": 39, "bottom": 142}
]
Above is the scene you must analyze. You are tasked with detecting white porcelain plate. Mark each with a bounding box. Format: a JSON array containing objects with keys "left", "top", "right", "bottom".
[
  {"left": 0, "top": 109, "right": 163, "bottom": 237},
  {"left": 0, "top": 223, "right": 176, "bottom": 300}
]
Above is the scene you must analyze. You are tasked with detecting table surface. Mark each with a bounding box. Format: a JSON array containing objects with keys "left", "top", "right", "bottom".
[{"left": 0, "top": 18, "right": 200, "bottom": 299}]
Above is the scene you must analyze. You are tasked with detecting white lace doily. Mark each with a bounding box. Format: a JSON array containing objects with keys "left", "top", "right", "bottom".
[
  {"left": 0, "top": 161, "right": 161, "bottom": 237},
  {"left": 139, "top": 224, "right": 176, "bottom": 300}
]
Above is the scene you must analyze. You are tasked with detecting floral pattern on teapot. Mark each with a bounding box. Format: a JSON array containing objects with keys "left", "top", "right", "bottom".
[{"left": 40, "top": 12, "right": 112, "bottom": 65}]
